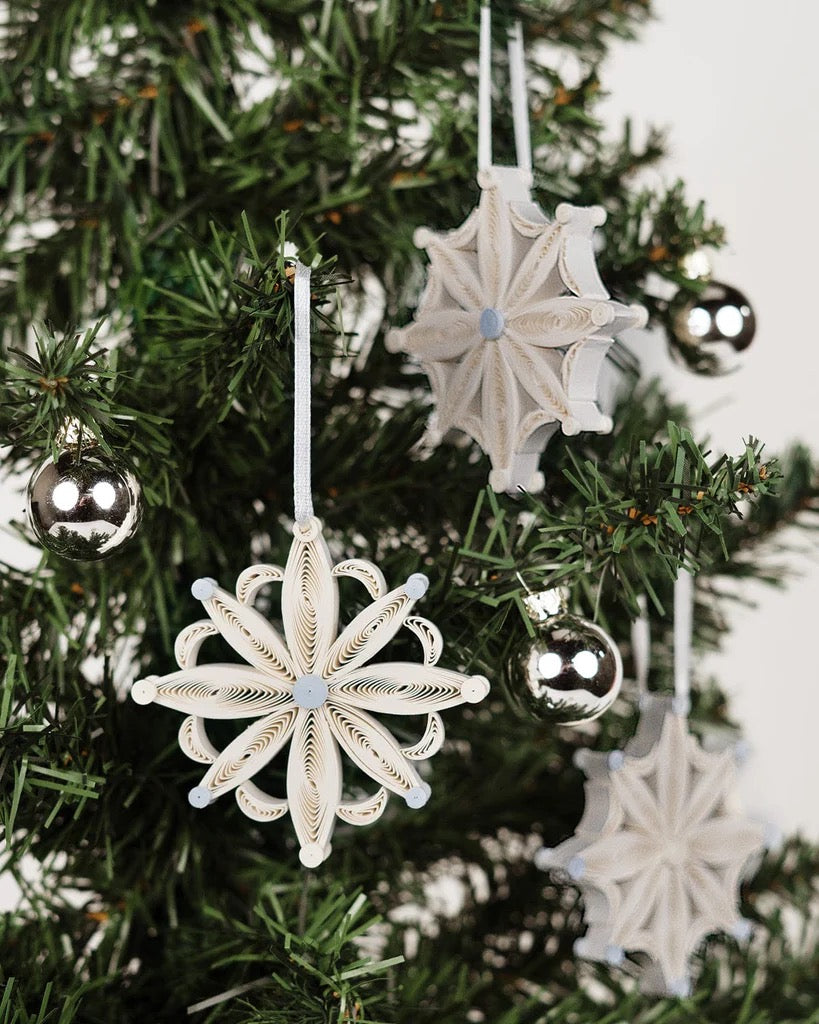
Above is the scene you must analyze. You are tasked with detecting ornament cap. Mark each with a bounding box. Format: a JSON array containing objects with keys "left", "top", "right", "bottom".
[
  {"left": 293, "top": 675, "right": 328, "bottom": 709},
  {"left": 404, "top": 573, "right": 429, "bottom": 600},
  {"left": 131, "top": 677, "right": 158, "bottom": 705},
  {"left": 188, "top": 786, "right": 212, "bottom": 809},
  {"left": 630, "top": 302, "right": 649, "bottom": 329},
  {"left": 55, "top": 417, "right": 98, "bottom": 451},
  {"left": 522, "top": 587, "right": 570, "bottom": 622},
  {"left": 479, "top": 307, "right": 506, "bottom": 339},
  {"left": 731, "top": 918, "right": 753, "bottom": 942},
  {"left": 533, "top": 846, "right": 555, "bottom": 871},
  {"left": 567, "top": 855, "right": 586, "bottom": 881},
  {"left": 299, "top": 843, "right": 330, "bottom": 868},
  {"left": 607, "top": 750, "right": 625, "bottom": 772},
  {"left": 463, "top": 675, "right": 491, "bottom": 703},
  {"left": 405, "top": 785, "right": 430, "bottom": 809},
  {"left": 681, "top": 249, "right": 712, "bottom": 280},
  {"left": 191, "top": 577, "right": 218, "bottom": 601}
]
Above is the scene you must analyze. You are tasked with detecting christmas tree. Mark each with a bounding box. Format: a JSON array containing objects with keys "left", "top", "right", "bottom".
[{"left": 1, "top": 1, "right": 817, "bottom": 1021}]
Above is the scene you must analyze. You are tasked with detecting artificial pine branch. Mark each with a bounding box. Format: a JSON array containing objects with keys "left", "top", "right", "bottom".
[
  {"left": 458, "top": 417, "right": 778, "bottom": 622},
  {"left": 0, "top": 321, "right": 171, "bottom": 471}
]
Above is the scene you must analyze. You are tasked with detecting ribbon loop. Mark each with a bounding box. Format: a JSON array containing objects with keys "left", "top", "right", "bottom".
[
  {"left": 673, "top": 570, "right": 694, "bottom": 715},
  {"left": 478, "top": 6, "right": 532, "bottom": 174},
  {"left": 631, "top": 594, "right": 650, "bottom": 698},
  {"left": 293, "top": 261, "right": 314, "bottom": 524}
]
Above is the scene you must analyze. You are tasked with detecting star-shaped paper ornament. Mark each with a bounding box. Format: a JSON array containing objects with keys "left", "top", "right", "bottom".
[
  {"left": 387, "top": 167, "right": 646, "bottom": 493},
  {"left": 132, "top": 516, "right": 489, "bottom": 867},
  {"left": 536, "top": 697, "right": 766, "bottom": 995}
]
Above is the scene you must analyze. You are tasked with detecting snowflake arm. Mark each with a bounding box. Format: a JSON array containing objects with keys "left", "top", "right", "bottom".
[
  {"left": 192, "top": 578, "right": 297, "bottom": 681},
  {"left": 477, "top": 178, "right": 514, "bottom": 305},
  {"left": 131, "top": 667, "right": 294, "bottom": 718},
  {"left": 396, "top": 311, "right": 478, "bottom": 361},
  {"left": 192, "top": 707, "right": 299, "bottom": 804},
  {"left": 287, "top": 708, "right": 343, "bottom": 867},
  {"left": 281, "top": 519, "right": 338, "bottom": 675},
  {"left": 321, "top": 573, "right": 430, "bottom": 678},
  {"left": 329, "top": 664, "right": 489, "bottom": 714},
  {"left": 326, "top": 702, "right": 426, "bottom": 802}
]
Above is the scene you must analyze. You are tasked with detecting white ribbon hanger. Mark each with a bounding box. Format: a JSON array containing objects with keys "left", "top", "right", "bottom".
[{"left": 478, "top": 6, "right": 532, "bottom": 176}]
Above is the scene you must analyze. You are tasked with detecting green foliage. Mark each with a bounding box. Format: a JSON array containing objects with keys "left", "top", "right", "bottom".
[
  {"left": 0, "top": 1, "right": 817, "bottom": 1022},
  {"left": 460, "top": 414, "right": 779, "bottom": 623},
  {"left": 142, "top": 213, "right": 344, "bottom": 427},
  {"left": 202, "top": 886, "right": 403, "bottom": 1023},
  {"left": 0, "top": 565, "right": 108, "bottom": 859},
  {"left": 0, "top": 321, "right": 171, "bottom": 470},
  {"left": 0, "top": 979, "right": 105, "bottom": 1024},
  {"left": 0, "top": 0, "right": 703, "bottom": 345}
]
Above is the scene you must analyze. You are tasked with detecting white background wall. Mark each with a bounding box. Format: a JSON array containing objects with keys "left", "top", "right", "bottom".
[
  {"left": 600, "top": 0, "right": 819, "bottom": 837},
  {"left": 0, "top": 0, "right": 817, "bottom": 915}
]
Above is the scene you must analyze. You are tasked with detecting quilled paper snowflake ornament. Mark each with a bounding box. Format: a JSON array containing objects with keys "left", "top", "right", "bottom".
[
  {"left": 536, "top": 574, "right": 766, "bottom": 995},
  {"left": 132, "top": 263, "right": 490, "bottom": 867},
  {"left": 386, "top": 11, "right": 646, "bottom": 494}
]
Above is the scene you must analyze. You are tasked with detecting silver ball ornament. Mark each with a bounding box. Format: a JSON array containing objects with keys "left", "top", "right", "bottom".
[
  {"left": 668, "top": 280, "right": 756, "bottom": 375},
  {"left": 27, "top": 446, "right": 143, "bottom": 561},
  {"left": 504, "top": 590, "right": 622, "bottom": 725}
]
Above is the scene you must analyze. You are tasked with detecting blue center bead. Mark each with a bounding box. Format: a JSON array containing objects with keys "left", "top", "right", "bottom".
[
  {"left": 479, "top": 307, "right": 505, "bottom": 340},
  {"left": 293, "top": 675, "right": 329, "bottom": 709}
]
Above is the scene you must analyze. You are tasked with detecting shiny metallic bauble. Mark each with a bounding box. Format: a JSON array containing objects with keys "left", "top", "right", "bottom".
[
  {"left": 668, "top": 280, "right": 756, "bottom": 375},
  {"left": 504, "top": 612, "right": 623, "bottom": 725},
  {"left": 27, "top": 448, "right": 143, "bottom": 561}
]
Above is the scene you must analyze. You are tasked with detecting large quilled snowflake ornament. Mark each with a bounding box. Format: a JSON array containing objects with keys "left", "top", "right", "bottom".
[
  {"left": 131, "top": 517, "right": 490, "bottom": 868},
  {"left": 536, "top": 697, "right": 766, "bottom": 996},
  {"left": 387, "top": 167, "right": 647, "bottom": 494}
]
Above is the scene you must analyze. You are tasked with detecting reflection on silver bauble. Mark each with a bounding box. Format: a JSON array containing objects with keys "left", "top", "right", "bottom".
[
  {"left": 504, "top": 613, "right": 623, "bottom": 725},
  {"left": 27, "top": 448, "right": 143, "bottom": 561},
  {"left": 668, "top": 280, "right": 756, "bottom": 375}
]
